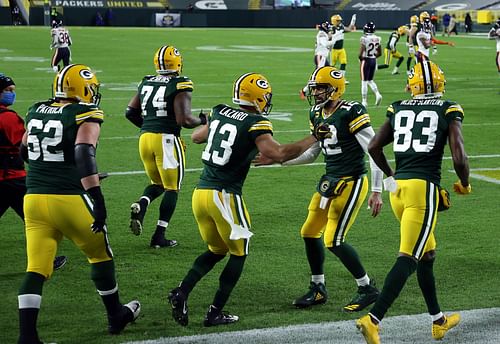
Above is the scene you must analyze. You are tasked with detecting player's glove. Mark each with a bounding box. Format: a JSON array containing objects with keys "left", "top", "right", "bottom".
[
  {"left": 87, "top": 186, "right": 107, "bottom": 233},
  {"left": 408, "top": 46, "right": 415, "bottom": 55},
  {"left": 199, "top": 111, "right": 208, "bottom": 125},
  {"left": 453, "top": 181, "right": 471, "bottom": 195},
  {"left": 313, "top": 123, "right": 332, "bottom": 141}
]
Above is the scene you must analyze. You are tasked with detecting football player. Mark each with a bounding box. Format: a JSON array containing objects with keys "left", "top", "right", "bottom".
[
  {"left": 377, "top": 26, "right": 406, "bottom": 75},
  {"left": 300, "top": 22, "right": 337, "bottom": 100},
  {"left": 406, "top": 15, "right": 419, "bottom": 75},
  {"left": 278, "top": 66, "right": 385, "bottom": 313},
  {"left": 359, "top": 22, "right": 382, "bottom": 107},
  {"left": 488, "top": 19, "right": 500, "bottom": 74},
  {"left": 50, "top": 19, "right": 72, "bottom": 73},
  {"left": 125, "top": 45, "right": 206, "bottom": 248},
  {"left": 330, "top": 14, "right": 356, "bottom": 83},
  {"left": 18, "top": 64, "right": 140, "bottom": 344},
  {"left": 167, "top": 72, "right": 317, "bottom": 327},
  {"left": 357, "top": 60, "right": 470, "bottom": 344},
  {"left": 416, "top": 16, "right": 455, "bottom": 62}
]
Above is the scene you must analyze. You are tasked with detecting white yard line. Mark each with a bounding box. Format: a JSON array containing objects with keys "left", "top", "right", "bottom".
[{"left": 124, "top": 307, "right": 500, "bottom": 344}]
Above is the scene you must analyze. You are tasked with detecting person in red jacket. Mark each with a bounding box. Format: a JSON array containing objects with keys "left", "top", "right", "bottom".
[{"left": 0, "top": 74, "right": 67, "bottom": 270}]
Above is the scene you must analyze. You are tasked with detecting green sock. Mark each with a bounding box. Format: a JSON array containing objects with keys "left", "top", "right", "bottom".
[
  {"left": 213, "top": 255, "right": 246, "bottom": 309},
  {"left": 155, "top": 190, "right": 177, "bottom": 231},
  {"left": 370, "top": 256, "right": 417, "bottom": 320},
  {"left": 329, "top": 242, "right": 366, "bottom": 279},
  {"left": 417, "top": 258, "right": 440, "bottom": 315},
  {"left": 180, "top": 250, "right": 225, "bottom": 295},
  {"left": 18, "top": 272, "right": 45, "bottom": 342},
  {"left": 143, "top": 184, "right": 164, "bottom": 203},
  {"left": 304, "top": 238, "right": 325, "bottom": 275},
  {"left": 91, "top": 260, "right": 121, "bottom": 315}
]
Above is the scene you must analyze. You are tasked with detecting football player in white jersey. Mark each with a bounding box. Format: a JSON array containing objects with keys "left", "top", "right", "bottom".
[
  {"left": 359, "top": 22, "right": 382, "bottom": 107},
  {"left": 50, "top": 19, "right": 72, "bottom": 73},
  {"left": 416, "top": 18, "right": 432, "bottom": 62},
  {"left": 488, "top": 20, "right": 500, "bottom": 74},
  {"left": 300, "top": 22, "right": 337, "bottom": 99}
]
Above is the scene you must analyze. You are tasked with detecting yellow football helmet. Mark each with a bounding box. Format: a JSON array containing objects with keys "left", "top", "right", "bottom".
[
  {"left": 232, "top": 72, "right": 273, "bottom": 115},
  {"left": 53, "top": 64, "right": 101, "bottom": 105},
  {"left": 331, "top": 14, "right": 342, "bottom": 26},
  {"left": 397, "top": 25, "right": 407, "bottom": 36},
  {"left": 410, "top": 15, "right": 419, "bottom": 25},
  {"left": 419, "top": 11, "right": 430, "bottom": 23},
  {"left": 407, "top": 61, "right": 446, "bottom": 98},
  {"left": 307, "top": 66, "right": 345, "bottom": 105},
  {"left": 153, "top": 45, "right": 183, "bottom": 74}
]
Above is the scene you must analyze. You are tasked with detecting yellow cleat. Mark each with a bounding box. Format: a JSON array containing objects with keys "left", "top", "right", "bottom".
[
  {"left": 356, "top": 314, "right": 380, "bottom": 344},
  {"left": 432, "top": 313, "right": 460, "bottom": 340}
]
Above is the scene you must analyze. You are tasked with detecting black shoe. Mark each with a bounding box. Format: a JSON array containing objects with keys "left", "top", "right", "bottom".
[
  {"left": 18, "top": 336, "right": 43, "bottom": 344},
  {"left": 203, "top": 305, "right": 239, "bottom": 327},
  {"left": 168, "top": 287, "right": 188, "bottom": 326},
  {"left": 343, "top": 280, "right": 379, "bottom": 313},
  {"left": 150, "top": 236, "right": 178, "bottom": 249},
  {"left": 53, "top": 255, "right": 67, "bottom": 270},
  {"left": 130, "top": 202, "right": 145, "bottom": 236},
  {"left": 108, "top": 300, "right": 141, "bottom": 335},
  {"left": 293, "top": 282, "right": 328, "bottom": 308}
]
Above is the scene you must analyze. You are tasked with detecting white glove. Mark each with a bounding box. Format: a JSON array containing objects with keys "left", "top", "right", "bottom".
[{"left": 383, "top": 176, "right": 398, "bottom": 193}]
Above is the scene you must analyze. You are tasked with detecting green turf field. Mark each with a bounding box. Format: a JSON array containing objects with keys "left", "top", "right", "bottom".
[{"left": 1, "top": 26, "right": 499, "bottom": 344}]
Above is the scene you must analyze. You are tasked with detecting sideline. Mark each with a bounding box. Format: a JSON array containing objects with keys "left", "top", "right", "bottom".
[{"left": 124, "top": 307, "right": 500, "bottom": 344}]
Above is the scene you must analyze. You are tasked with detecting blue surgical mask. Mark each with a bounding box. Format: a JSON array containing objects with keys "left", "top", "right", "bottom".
[{"left": 0, "top": 91, "right": 16, "bottom": 106}]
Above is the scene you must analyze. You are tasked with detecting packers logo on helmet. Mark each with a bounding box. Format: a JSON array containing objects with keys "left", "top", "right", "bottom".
[
  {"left": 232, "top": 72, "right": 273, "bottom": 115},
  {"left": 53, "top": 64, "right": 101, "bottom": 105},
  {"left": 154, "top": 45, "right": 183, "bottom": 74},
  {"left": 331, "top": 14, "right": 342, "bottom": 27},
  {"left": 307, "top": 66, "right": 345, "bottom": 106},
  {"left": 407, "top": 61, "right": 446, "bottom": 98},
  {"left": 419, "top": 11, "right": 430, "bottom": 23}
]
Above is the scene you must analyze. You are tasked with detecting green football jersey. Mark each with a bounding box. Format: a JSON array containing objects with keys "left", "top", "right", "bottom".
[
  {"left": 333, "top": 23, "right": 345, "bottom": 49},
  {"left": 386, "top": 31, "right": 400, "bottom": 50},
  {"left": 197, "top": 104, "right": 273, "bottom": 194},
  {"left": 309, "top": 100, "right": 370, "bottom": 178},
  {"left": 387, "top": 98, "right": 464, "bottom": 184},
  {"left": 25, "top": 101, "right": 104, "bottom": 194},
  {"left": 138, "top": 74, "right": 193, "bottom": 136}
]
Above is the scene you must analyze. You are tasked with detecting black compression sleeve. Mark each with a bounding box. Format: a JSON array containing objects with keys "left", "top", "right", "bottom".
[{"left": 75, "top": 143, "right": 98, "bottom": 178}]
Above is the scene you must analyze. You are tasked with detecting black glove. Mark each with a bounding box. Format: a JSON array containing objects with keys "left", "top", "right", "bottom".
[
  {"left": 313, "top": 123, "right": 332, "bottom": 141},
  {"left": 199, "top": 111, "right": 208, "bottom": 125},
  {"left": 87, "top": 186, "right": 107, "bottom": 233}
]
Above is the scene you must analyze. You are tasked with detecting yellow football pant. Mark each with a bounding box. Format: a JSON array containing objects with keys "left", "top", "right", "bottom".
[
  {"left": 192, "top": 189, "right": 251, "bottom": 256},
  {"left": 331, "top": 48, "right": 348, "bottom": 66},
  {"left": 389, "top": 179, "right": 438, "bottom": 259},
  {"left": 139, "top": 132, "right": 185, "bottom": 191},
  {"left": 24, "top": 194, "right": 113, "bottom": 278},
  {"left": 300, "top": 176, "right": 368, "bottom": 248}
]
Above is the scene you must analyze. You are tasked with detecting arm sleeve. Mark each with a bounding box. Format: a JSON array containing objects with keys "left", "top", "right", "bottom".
[
  {"left": 355, "top": 127, "right": 383, "bottom": 192},
  {"left": 282, "top": 141, "right": 321, "bottom": 166},
  {"left": 389, "top": 36, "right": 396, "bottom": 50}
]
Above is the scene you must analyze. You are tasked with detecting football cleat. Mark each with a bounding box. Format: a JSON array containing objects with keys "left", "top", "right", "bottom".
[
  {"left": 150, "top": 236, "right": 178, "bottom": 249},
  {"left": 168, "top": 287, "right": 189, "bottom": 326},
  {"left": 203, "top": 305, "right": 239, "bottom": 327},
  {"left": 293, "top": 282, "right": 328, "bottom": 308},
  {"left": 108, "top": 300, "right": 141, "bottom": 335},
  {"left": 343, "top": 280, "right": 379, "bottom": 313},
  {"left": 129, "top": 202, "right": 144, "bottom": 236},
  {"left": 356, "top": 314, "right": 380, "bottom": 344},
  {"left": 53, "top": 255, "right": 67, "bottom": 270},
  {"left": 375, "top": 93, "right": 383, "bottom": 106},
  {"left": 432, "top": 313, "right": 460, "bottom": 340}
]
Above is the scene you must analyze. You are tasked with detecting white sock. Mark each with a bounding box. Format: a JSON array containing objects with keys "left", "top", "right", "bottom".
[
  {"left": 361, "top": 81, "right": 368, "bottom": 103},
  {"left": 355, "top": 274, "right": 370, "bottom": 287},
  {"left": 311, "top": 274, "right": 325, "bottom": 285},
  {"left": 392, "top": 66, "right": 399, "bottom": 73},
  {"left": 367, "top": 80, "right": 379, "bottom": 95},
  {"left": 431, "top": 312, "right": 444, "bottom": 322},
  {"left": 52, "top": 66, "right": 59, "bottom": 73}
]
